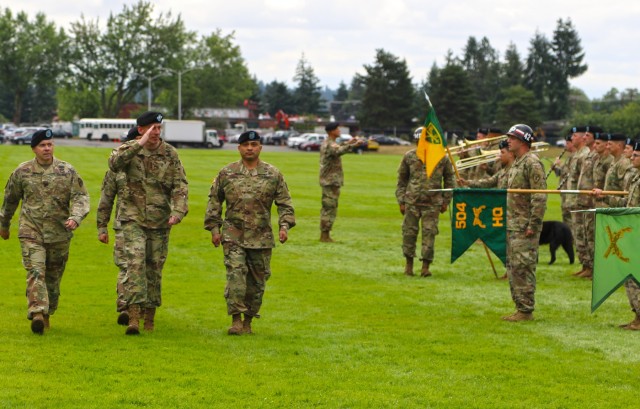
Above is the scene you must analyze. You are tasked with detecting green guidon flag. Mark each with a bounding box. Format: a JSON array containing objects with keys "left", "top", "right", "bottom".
[
  {"left": 451, "top": 188, "right": 507, "bottom": 266},
  {"left": 592, "top": 207, "right": 640, "bottom": 312}
]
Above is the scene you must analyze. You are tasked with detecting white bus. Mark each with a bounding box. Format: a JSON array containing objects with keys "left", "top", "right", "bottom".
[{"left": 77, "top": 118, "right": 137, "bottom": 141}]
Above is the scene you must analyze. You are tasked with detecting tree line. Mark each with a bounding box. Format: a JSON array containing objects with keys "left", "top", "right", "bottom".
[{"left": 0, "top": 3, "right": 639, "bottom": 137}]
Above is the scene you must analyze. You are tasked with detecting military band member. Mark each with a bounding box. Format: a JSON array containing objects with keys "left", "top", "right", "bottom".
[
  {"left": 205, "top": 131, "right": 295, "bottom": 335},
  {"left": 0, "top": 129, "right": 90, "bottom": 334},
  {"left": 503, "top": 124, "right": 547, "bottom": 321},
  {"left": 458, "top": 139, "right": 513, "bottom": 189},
  {"left": 396, "top": 127, "right": 455, "bottom": 277}
]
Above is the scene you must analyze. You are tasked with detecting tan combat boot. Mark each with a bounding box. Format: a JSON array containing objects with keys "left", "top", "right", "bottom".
[
  {"left": 502, "top": 311, "right": 534, "bottom": 322},
  {"left": 31, "top": 312, "right": 45, "bottom": 335},
  {"left": 242, "top": 315, "right": 253, "bottom": 334},
  {"left": 117, "top": 311, "right": 130, "bottom": 326},
  {"left": 572, "top": 268, "right": 585, "bottom": 276},
  {"left": 228, "top": 314, "right": 243, "bottom": 335},
  {"left": 420, "top": 261, "right": 432, "bottom": 277},
  {"left": 320, "top": 231, "right": 334, "bottom": 243},
  {"left": 578, "top": 268, "right": 593, "bottom": 279},
  {"left": 620, "top": 315, "right": 640, "bottom": 330},
  {"left": 143, "top": 308, "right": 156, "bottom": 331},
  {"left": 44, "top": 315, "right": 50, "bottom": 330},
  {"left": 404, "top": 257, "right": 414, "bottom": 276},
  {"left": 126, "top": 304, "right": 141, "bottom": 335}
]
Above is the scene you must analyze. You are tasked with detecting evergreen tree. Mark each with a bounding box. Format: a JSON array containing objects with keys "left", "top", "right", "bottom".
[
  {"left": 334, "top": 81, "right": 349, "bottom": 101},
  {"left": 524, "top": 32, "right": 552, "bottom": 117},
  {"left": 292, "top": 54, "right": 322, "bottom": 115},
  {"left": 495, "top": 85, "right": 542, "bottom": 130},
  {"left": 426, "top": 61, "right": 478, "bottom": 132},
  {"left": 502, "top": 43, "right": 524, "bottom": 88},
  {"left": 547, "top": 18, "right": 587, "bottom": 119},
  {"left": 460, "top": 36, "right": 501, "bottom": 125},
  {"left": 359, "top": 49, "right": 415, "bottom": 128},
  {"left": 261, "top": 80, "right": 295, "bottom": 116}
]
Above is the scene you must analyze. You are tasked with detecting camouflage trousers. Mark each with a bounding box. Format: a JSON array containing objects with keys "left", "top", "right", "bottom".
[
  {"left": 113, "top": 228, "right": 127, "bottom": 312},
  {"left": 402, "top": 204, "right": 440, "bottom": 262},
  {"left": 624, "top": 278, "right": 640, "bottom": 315},
  {"left": 320, "top": 185, "right": 341, "bottom": 232},
  {"left": 582, "top": 211, "right": 595, "bottom": 269},
  {"left": 506, "top": 230, "right": 540, "bottom": 313},
  {"left": 560, "top": 197, "right": 572, "bottom": 231},
  {"left": 121, "top": 222, "right": 170, "bottom": 308},
  {"left": 222, "top": 243, "right": 272, "bottom": 317},
  {"left": 571, "top": 211, "right": 588, "bottom": 268},
  {"left": 20, "top": 239, "right": 70, "bottom": 319}
]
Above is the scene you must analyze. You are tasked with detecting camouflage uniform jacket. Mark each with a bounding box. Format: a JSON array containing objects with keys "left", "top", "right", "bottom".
[
  {"left": 204, "top": 160, "right": 296, "bottom": 249},
  {"left": 576, "top": 150, "right": 598, "bottom": 207},
  {"left": 319, "top": 138, "right": 354, "bottom": 187},
  {"left": 567, "top": 146, "right": 590, "bottom": 209},
  {"left": 0, "top": 157, "right": 89, "bottom": 243},
  {"left": 468, "top": 163, "right": 511, "bottom": 189},
  {"left": 97, "top": 170, "right": 127, "bottom": 235},
  {"left": 604, "top": 155, "right": 634, "bottom": 208},
  {"left": 559, "top": 152, "right": 576, "bottom": 209},
  {"left": 506, "top": 151, "right": 547, "bottom": 233},
  {"left": 108, "top": 140, "right": 188, "bottom": 229},
  {"left": 626, "top": 172, "right": 640, "bottom": 207},
  {"left": 592, "top": 154, "right": 613, "bottom": 207},
  {"left": 395, "top": 149, "right": 455, "bottom": 207}
]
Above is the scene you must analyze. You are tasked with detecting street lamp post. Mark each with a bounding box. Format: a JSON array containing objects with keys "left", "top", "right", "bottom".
[
  {"left": 137, "top": 71, "right": 170, "bottom": 110},
  {"left": 168, "top": 67, "right": 197, "bottom": 120}
]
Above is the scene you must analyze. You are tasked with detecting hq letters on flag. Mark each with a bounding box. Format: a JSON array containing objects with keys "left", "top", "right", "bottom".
[
  {"left": 592, "top": 207, "right": 640, "bottom": 312},
  {"left": 416, "top": 106, "right": 447, "bottom": 178},
  {"left": 451, "top": 188, "right": 507, "bottom": 265}
]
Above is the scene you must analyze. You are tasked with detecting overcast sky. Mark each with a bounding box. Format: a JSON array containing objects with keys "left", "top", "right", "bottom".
[{"left": 10, "top": 0, "right": 640, "bottom": 100}]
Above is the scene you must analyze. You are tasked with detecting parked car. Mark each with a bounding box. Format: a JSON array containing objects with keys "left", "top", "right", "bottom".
[
  {"left": 11, "top": 130, "right": 37, "bottom": 145},
  {"left": 52, "top": 130, "right": 72, "bottom": 139},
  {"left": 265, "top": 130, "right": 298, "bottom": 145},
  {"left": 288, "top": 132, "right": 323, "bottom": 148},
  {"left": 298, "top": 134, "right": 327, "bottom": 151},
  {"left": 370, "top": 135, "right": 411, "bottom": 145}
]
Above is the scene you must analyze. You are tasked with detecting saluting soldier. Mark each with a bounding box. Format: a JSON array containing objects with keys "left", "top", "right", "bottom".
[
  {"left": 0, "top": 129, "right": 90, "bottom": 334},
  {"left": 396, "top": 127, "right": 455, "bottom": 277},
  {"left": 97, "top": 126, "right": 140, "bottom": 326},
  {"left": 205, "top": 131, "right": 295, "bottom": 335},
  {"left": 318, "top": 122, "right": 362, "bottom": 242},
  {"left": 503, "top": 124, "right": 547, "bottom": 322},
  {"left": 108, "top": 112, "right": 189, "bottom": 335}
]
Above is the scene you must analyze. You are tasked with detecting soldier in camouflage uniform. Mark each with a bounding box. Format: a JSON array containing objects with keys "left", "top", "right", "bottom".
[
  {"left": 554, "top": 133, "right": 575, "bottom": 229},
  {"left": 396, "top": 127, "right": 455, "bottom": 277},
  {"left": 319, "top": 122, "right": 362, "bottom": 242},
  {"left": 574, "top": 127, "right": 608, "bottom": 279},
  {"left": 503, "top": 124, "right": 547, "bottom": 322},
  {"left": 470, "top": 128, "right": 502, "bottom": 180},
  {"left": 459, "top": 140, "right": 513, "bottom": 190},
  {"left": 97, "top": 126, "right": 140, "bottom": 326},
  {"left": 0, "top": 129, "right": 90, "bottom": 334},
  {"left": 205, "top": 131, "right": 295, "bottom": 335},
  {"left": 108, "top": 112, "right": 188, "bottom": 335},
  {"left": 617, "top": 141, "right": 640, "bottom": 330},
  {"left": 566, "top": 126, "right": 590, "bottom": 277}
]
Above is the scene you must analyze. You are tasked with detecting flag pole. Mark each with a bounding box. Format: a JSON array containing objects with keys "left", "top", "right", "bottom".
[
  {"left": 424, "top": 91, "right": 496, "bottom": 278},
  {"left": 430, "top": 188, "right": 628, "bottom": 196}
]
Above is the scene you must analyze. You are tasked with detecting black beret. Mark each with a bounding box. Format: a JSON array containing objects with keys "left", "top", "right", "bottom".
[
  {"left": 498, "top": 140, "right": 509, "bottom": 150},
  {"left": 136, "top": 111, "right": 163, "bottom": 127},
  {"left": 634, "top": 141, "right": 640, "bottom": 152},
  {"left": 477, "top": 128, "right": 489, "bottom": 135},
  {"left": 237, "top": 130, "right": 261, "bottom": 144},
  {"left": 594, "top": 132, "right": 608, "bottom": 141},
  {"left": 325, "top": 122, "right": 339, "bottom": 132},
  {"left": 31, "top": 129, "right": 53, "bottom": 148},
  {"left": 627, "top": 137, "right": 635, "bottom": 146},
  {"left": 571, "top": 126, "right": 587, "bottom": 133},
  {"left": 126, "top": 126, "right": 140, "bottom": 141},
  {"left": 586, "top": 125, "right": 603, "bottom": 134},
  {"left": 608, "top": 133, "right": 626, "bottom": 142}
]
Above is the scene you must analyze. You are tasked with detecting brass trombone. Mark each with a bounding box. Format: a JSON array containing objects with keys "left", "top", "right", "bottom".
[
  {"left": 455, "top": 142, "right": 549, "bottom": 170},
  {"left": 448, "top": 134, "right": 508, "bottom": 155}
]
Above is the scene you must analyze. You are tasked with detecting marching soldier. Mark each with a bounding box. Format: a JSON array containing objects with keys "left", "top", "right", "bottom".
[
  {"left": 108, "top": 112, "right": 189, "bottom": 335},
  {"left": 0, "top": 129, "right": 90, "bottom": 334}
]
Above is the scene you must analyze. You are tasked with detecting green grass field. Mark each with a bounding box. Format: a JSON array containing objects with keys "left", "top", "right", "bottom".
[{"left": 0, "top": 144, "right": 638, "bottom": 408}]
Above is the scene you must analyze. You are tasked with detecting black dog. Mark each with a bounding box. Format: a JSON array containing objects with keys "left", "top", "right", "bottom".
[{"left": 539, "top": 221, "right": 575, "bottom": 265}]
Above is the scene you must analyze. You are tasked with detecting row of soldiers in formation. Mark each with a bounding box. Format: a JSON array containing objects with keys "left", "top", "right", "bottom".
[{"left": 404, "top": 124, "right": 640, "bottom": 328}]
